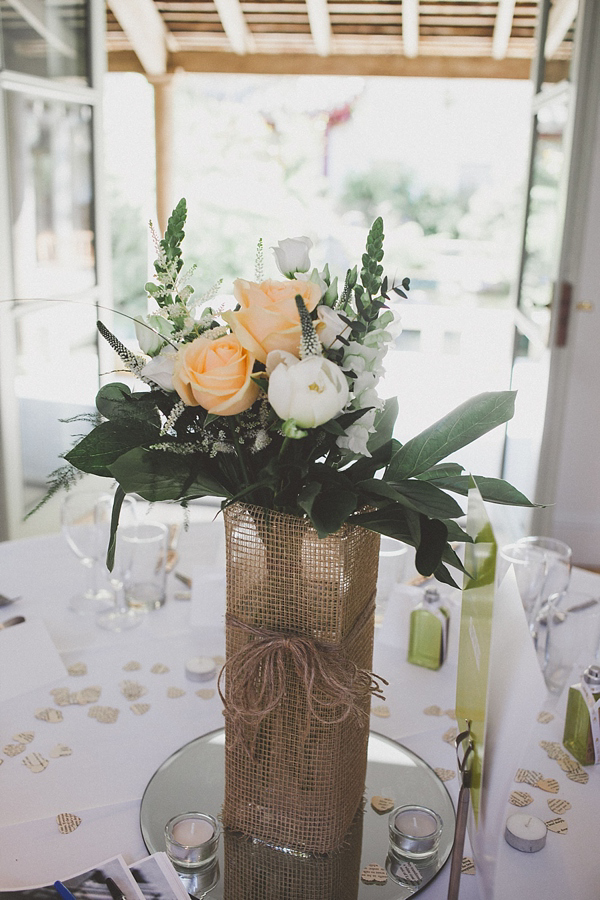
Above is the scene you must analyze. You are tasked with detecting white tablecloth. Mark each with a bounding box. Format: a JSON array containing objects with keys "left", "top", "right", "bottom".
[{"left": 0, "top": 518, "right": 598, "bottom": 898}]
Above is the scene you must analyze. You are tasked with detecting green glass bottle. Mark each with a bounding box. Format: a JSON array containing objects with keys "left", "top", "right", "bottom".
[
  {"left": 562, "top": 664, "right": 600, "bottom": 765},
  {"left": 407, "top": 588, "right": 449, "bottom": 670}
]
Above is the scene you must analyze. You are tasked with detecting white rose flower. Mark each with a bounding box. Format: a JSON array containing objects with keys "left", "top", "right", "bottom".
[
  {"left": 141, "top": 346, "right": 177, "bottom": 391},
  {"left": 134, "top": 314, "right": 174, "bottom": 356},
  {"left": 315, "top": 306, "right": 351, "bottom": 350},
  {"left": 272, "top": 236, "right": 313, "bottom": 279},
  {"left": 267, "top": 353, "right": 349, "bottom": 429}
]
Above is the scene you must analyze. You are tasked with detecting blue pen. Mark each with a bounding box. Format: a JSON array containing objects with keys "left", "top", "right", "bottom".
[{"left": 54, "top": 880, "right": 77, "bottom": 900}]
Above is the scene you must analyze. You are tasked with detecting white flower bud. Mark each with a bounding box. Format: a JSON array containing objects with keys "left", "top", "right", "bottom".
[{"left": 272, "top": 237, "right": 312, "bottom": 279}]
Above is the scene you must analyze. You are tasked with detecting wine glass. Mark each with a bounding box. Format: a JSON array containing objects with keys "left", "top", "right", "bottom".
[
  {"left": 94, "top": 496, "right": 147, "bottom": 632},
  {"left": 61, "top": 489, "right": 118, "bottom": 614},
  {"left": 518, "top": 536, "right": 572, "bottom": 656}
]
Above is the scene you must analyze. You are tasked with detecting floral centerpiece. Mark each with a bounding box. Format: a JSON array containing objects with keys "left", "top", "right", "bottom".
[{"left": 50, "top": 200, "right": 533, "bottom": 853}]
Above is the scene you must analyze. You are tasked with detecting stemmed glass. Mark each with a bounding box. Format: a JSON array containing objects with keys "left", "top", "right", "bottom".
[
  {"left": 61, "top": 489, "right": 118, "bottom": 614},
  {"left": 94, "top": 496, "right": 146, "bottom": 632}
]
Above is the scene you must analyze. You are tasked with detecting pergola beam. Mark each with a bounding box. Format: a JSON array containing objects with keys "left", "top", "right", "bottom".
[
  {"left": 212, "top": 0, "right": 256, "bottom": 54},
  {"left": 491, "top": 0, "right": 516, "bottom": 59},
  {"left": 306, "top": 0, "right": 333, "bottom": 56},
  {"left": 545, "top": 0, "right": 577, "bottom": 59},
  {"left": 107, "top": 0, "right": 176, "bottom": 75},
  {"left": 402, "top": 0, "right": 419, "bottom": 58}
]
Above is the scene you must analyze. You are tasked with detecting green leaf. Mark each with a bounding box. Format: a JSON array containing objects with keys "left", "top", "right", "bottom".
[
  {"left": 390, "top": 479, "right": 464, "bottom": 519},
  {"left": 387, "top": 392, "right": 516, "bottom": 480},
  {"left": 367, "top": 397, "right": 398, "bottom": 455},
  {"left": 106, "top": 485, "right": 126, "bottom": 572},
  {"left": 110, "top": 448, "right": 230, "bottom": 502},
  {"left": 415, "top": 516, "right": 448, "bottom": 576},
  {"left": 308, "top": 487, "right": 358, "bottom": 538},
  {"left": 65, "top": 421, "right": 155, "bottom": 477},
  {"left": 343, "top": 439, "right": 398, "bottom": 481},
  {"left": 95, "top": 383, "right": 161, "bottom": 429},
  {"left": 416, "top": 463, "right": 465, "bottom": 481},
  {"left": 424, "top": 474, "right": 537, "bottom": 508}
]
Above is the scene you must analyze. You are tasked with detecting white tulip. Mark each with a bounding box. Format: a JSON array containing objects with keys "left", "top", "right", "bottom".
[
  {"left": 272, "top": 236, "right": 312, "bottom": 279},
  {"left": 134, "top": 314, "right": 173, "bottom": 356},
  {"left": 315, "top": 306, "right": 351, "bottom": 350},
  {"left": 267, "top": 353, "right": 349, "bottom": 429},
  {"left": 141, "top": 346, "right": 177, "bottom": 391}
]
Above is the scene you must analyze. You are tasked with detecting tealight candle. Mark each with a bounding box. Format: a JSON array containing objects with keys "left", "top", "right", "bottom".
[
  {"left": 185, "top": 656, "right": 217, "bottom": 682},
  {"left": 165, "top": 812, "right": 220, "bottom": 869},
  {"left": 504, "top": 813, "right": 547, "bottom": 853},
  {"left": 388, "top": 805, "right": 443, "bottom": 860}
]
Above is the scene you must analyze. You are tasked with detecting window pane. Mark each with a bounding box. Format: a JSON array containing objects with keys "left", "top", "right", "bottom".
[
  {"left": 7, "top": 92, "right": 96, "bottom": 299},
  {"left": 0, "top": 0, "right": 89, "bottom": 83}
]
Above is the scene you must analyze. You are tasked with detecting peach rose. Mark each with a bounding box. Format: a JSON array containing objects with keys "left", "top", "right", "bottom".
[
  {"left": 172, "top": 334, "right": 259, "bottom": 416},
  {"left": 222, "top": 278, "right": 321, "bottom": 364}
]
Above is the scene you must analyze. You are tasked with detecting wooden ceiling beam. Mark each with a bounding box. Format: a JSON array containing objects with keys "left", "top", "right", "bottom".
[
  {"left": 492, "top": 0, "right": 516, "bottom": 59},
  {"left": 402, "top": 0, "right": 419, "bottom": 56},
  {"left": 545, "top": 0, "right": 577, "bottom": 58},
  {"left": 305, "top": 0, "right": 333, "bottom": 54},
  {"left": 107, "top": 0, "right": 177, "bottom": 74},
  {"left": 212, "top": 0, "right": 256, "bottom": 52}
]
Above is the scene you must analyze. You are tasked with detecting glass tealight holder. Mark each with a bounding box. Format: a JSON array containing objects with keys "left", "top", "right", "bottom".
[
  {"left": 164, "top": 812, "right": 220, "bottom": 869},
  {"left": 388, "top": 805, "right": 443, "bottom": 860}
]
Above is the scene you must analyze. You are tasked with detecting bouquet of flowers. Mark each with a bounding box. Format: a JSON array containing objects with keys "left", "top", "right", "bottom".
[{"left": 56, "top": 199, "right": 532, "bottom": 583}]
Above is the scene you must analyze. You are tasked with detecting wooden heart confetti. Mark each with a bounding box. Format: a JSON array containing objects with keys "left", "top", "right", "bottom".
[
  {"left": 392, "top": 861, "right": 422, "bottom": 884},
  {"left": 445, "top": 709, "right": 457, "bottom": 720},
  {"left": 120, "top": 680, "right": 147, "bottom": 701},
  {"left": 515, "top": 769, "right": 543, "bottom": 786},
  {"left": 434, "top": 768, "right": 456, "bottom": 782},
  {"left": 443, "top": 727, "right": 458, "bottom": 744},
  {"left": 548, "top": 798, "right": 571, "bottom": 814},
  {"left": 567, "top": 769, "right": 589, "bottom": 784},
  {"left": 50, "top": 688, "right": 73, "bottom": 706},
  {"left": 123, "top": 660, "right": 141, "bottom": 671},
  {"left": 75, "top": 686, "right": 102, "bottom": 705},
  {"left": 536, "top": 777, "right": 560, "bottom": 793},
  {"left": 35, "top": 708, "right": 63, "bottom": 723},
  {"left": 13, "top": 731, "right": 34, "bottom": 743},
  {"left": 88, "top": 705, "right": 119, "bottom": 724},
  {"left": 370, "top": 795, "right": 395, "bottom": 814},
  {"left": 50, "top": 744, "right": 72, "bottom": 758},
  {"left": 361, "top": 863, "right": 387, "bottom": 885},
  {"left": 167, "top": 687, "right": 185, "bottom": 699},
  {"left": 557, "top": 757, "right": 585, "bottom": 776},
  {"left": 509, "top": 791, "right": 533, "bottom": 807},
  {"left": 23, "top": 752, "right": 49, "bottom": 773},
  {"left": 546, "top": 817, "right": 568, "bottom": 834},
  {"left": 196, "top": 689, "right": 215, "bottom": 700},
  {"left": 151, "top": 663, "right": 169, "bottom": 674},
  {"left": 537, "top": 711, "right": 554, "bottom": 724},
  {"left": 130, "top": 703, "right": 151, "bottom": 715},
  {"left": 4, "top": 743, "right": 26, "bottom": 757},
  {"left": 371, "top": 705, "right": 390, "bottom": 718},
  {"left": 57, "top": 812, "right": 81, "bottom": 834},
  {"left": 540, "top": 741, "right": 565, "bottom": 760},
  {"left": 424, "top": 705, "right": 443, "bottom": 716},
  {"left": 461, "top": 857, "right": 476, "bottom": 875},
  {"left": 68, "top": 662, "right": 87, "bottom": 676}
]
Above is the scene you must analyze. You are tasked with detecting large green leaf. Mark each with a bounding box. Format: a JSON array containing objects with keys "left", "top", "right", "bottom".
[
  {"left": 65, "top": 420, "right": 155, "bottom": 477},
  {"left": 366, "top": 397, "right": 399, "bottom": 454},
  {"left": 419, "top": 473, "right": 537, "bottom": 508},
  {"left": 106, "top": 485, "right": 126, "bottom": 572},
  {"left": 110, "top": 448, "right": 230, "bottom": 502},
  {"left": 386, "top": 392, "right": 516, "bottom": 480},
  {"left": 415, "top": 516, "right": 448, "bottom": 576},
  {"left": 95, "top": 383, "right": 160, "bottom": 429},
  {"left": 380, "top": 479, "right": 465, "bottom": 519}
]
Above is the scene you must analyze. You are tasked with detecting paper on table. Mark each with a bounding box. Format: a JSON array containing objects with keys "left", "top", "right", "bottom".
[
  {"left": 130, "top": 852, "right": 191, "bottom": 900},
  {"left": 0, "top": 617, "right": 67, "bottom": 702},
  {"left": 190, "top": 566, "right": 226, "bottom": 629}
]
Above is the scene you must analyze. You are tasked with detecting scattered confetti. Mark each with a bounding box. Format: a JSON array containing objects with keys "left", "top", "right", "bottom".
[
  {"left": 461, "top": 858, "right": 476, "bottom": 875},
  {"left": 537, "top": 711, "right": 554, "bottom": 724},
  {"left": 196, "top": 689, "right": 215, "bottom": 700},
  {"left": 545, "top": 817, "right": 568, "bottom": 834},
  {"left": 370, "top": 795, "right": 394, "bottom": 814},
  {"left": 35, "top": 708, "right": 63, "bottom": 723},
  {"left": 167, "top": 687, "right": 185, "bottom": 699},
  {"left": 445, "top": 709, "right": 457, "bottom": 720},
  {"left": 515, "top": 769, "right": 543, "bottom": 786},
  {"left": 151, "top": 663, "right": 169, "bottom": 674},
  {"left": 361, "top": 863, "right": 387, "bottom": 885},
  {"left": 130, "top": 703, "right": 151, "bottom": 716},
  {"left": 424, "top": 705, "right": 443, "bottom": 716},
  {"left": 391, "top": 860, "right": 422, "bottom": 884},
  {"left": 123, "top": 661, "right": 141, "bottom": 672},
  {"left": 75, "top": 686, "right": 102, "bottom": 705},
  {"left": 57, "top": 813, "right": 81, "bottom": 834},
  {"left": 67, "top": 663, "right": 87, "bottom": 677},
  {"left": 557, "top": 757, "right": 584, "bottom": 775},
  {"left": 536, "top": 777, "right": 560, "bottom": 794},
  {"left": 442, "top": 727, "right": 458, "bottom": 744},
  {"left": 23, "top": 752, "right": 49, "bottom": 773},
  {"left": 540, "top": 741, "right": 564, "bottom": 760},
  {"left": 13, "top": 732, "right": 34, "bottom": 744},
  {"left": 120, "top": 680, "right": 147, "bottom": 702},
  {"left": 88, "top": 706, "right": 119, "bottom": 724},
  {"left": 371, "top": 705, "right": 390, "bottom": 718},
  {"left": 434, "top": 768, "right": 456, "bottom": 782},
  {"left": 3, "top": 743, "right": 26, "bottom": 757},
  {"left": 50, "top": 744, "right": 73, "bottom": 758},
  {"left": 567, "top": 770, "right": 589, "bottom": 785},
  {"left": 50, "top": 688, "right": 73, "bottom": 706},
  {"left": 548, "top": 798, "right": 571, "bottom": 814},
  {"left": 509, "top": 791, "right": 533, "bottom": 807}
]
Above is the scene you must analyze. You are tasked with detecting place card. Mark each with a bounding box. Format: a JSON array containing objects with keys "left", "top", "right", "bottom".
[{"left": 0, "top": 618, "right": 67, "bottom": 703}]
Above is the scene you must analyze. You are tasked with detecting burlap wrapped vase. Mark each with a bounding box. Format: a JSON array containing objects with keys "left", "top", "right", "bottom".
[{"left": 220, "top": 502, "right": 384, "bottom": 854}]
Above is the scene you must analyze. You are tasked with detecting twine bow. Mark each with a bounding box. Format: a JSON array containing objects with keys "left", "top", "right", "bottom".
[{"left": 218, "top": 604, "right": 387, "bottom": 755}]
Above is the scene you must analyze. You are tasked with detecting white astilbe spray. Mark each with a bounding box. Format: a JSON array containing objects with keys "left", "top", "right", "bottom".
[{"left": 160, "top": 400, "right": 186, "bottom": 435}]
